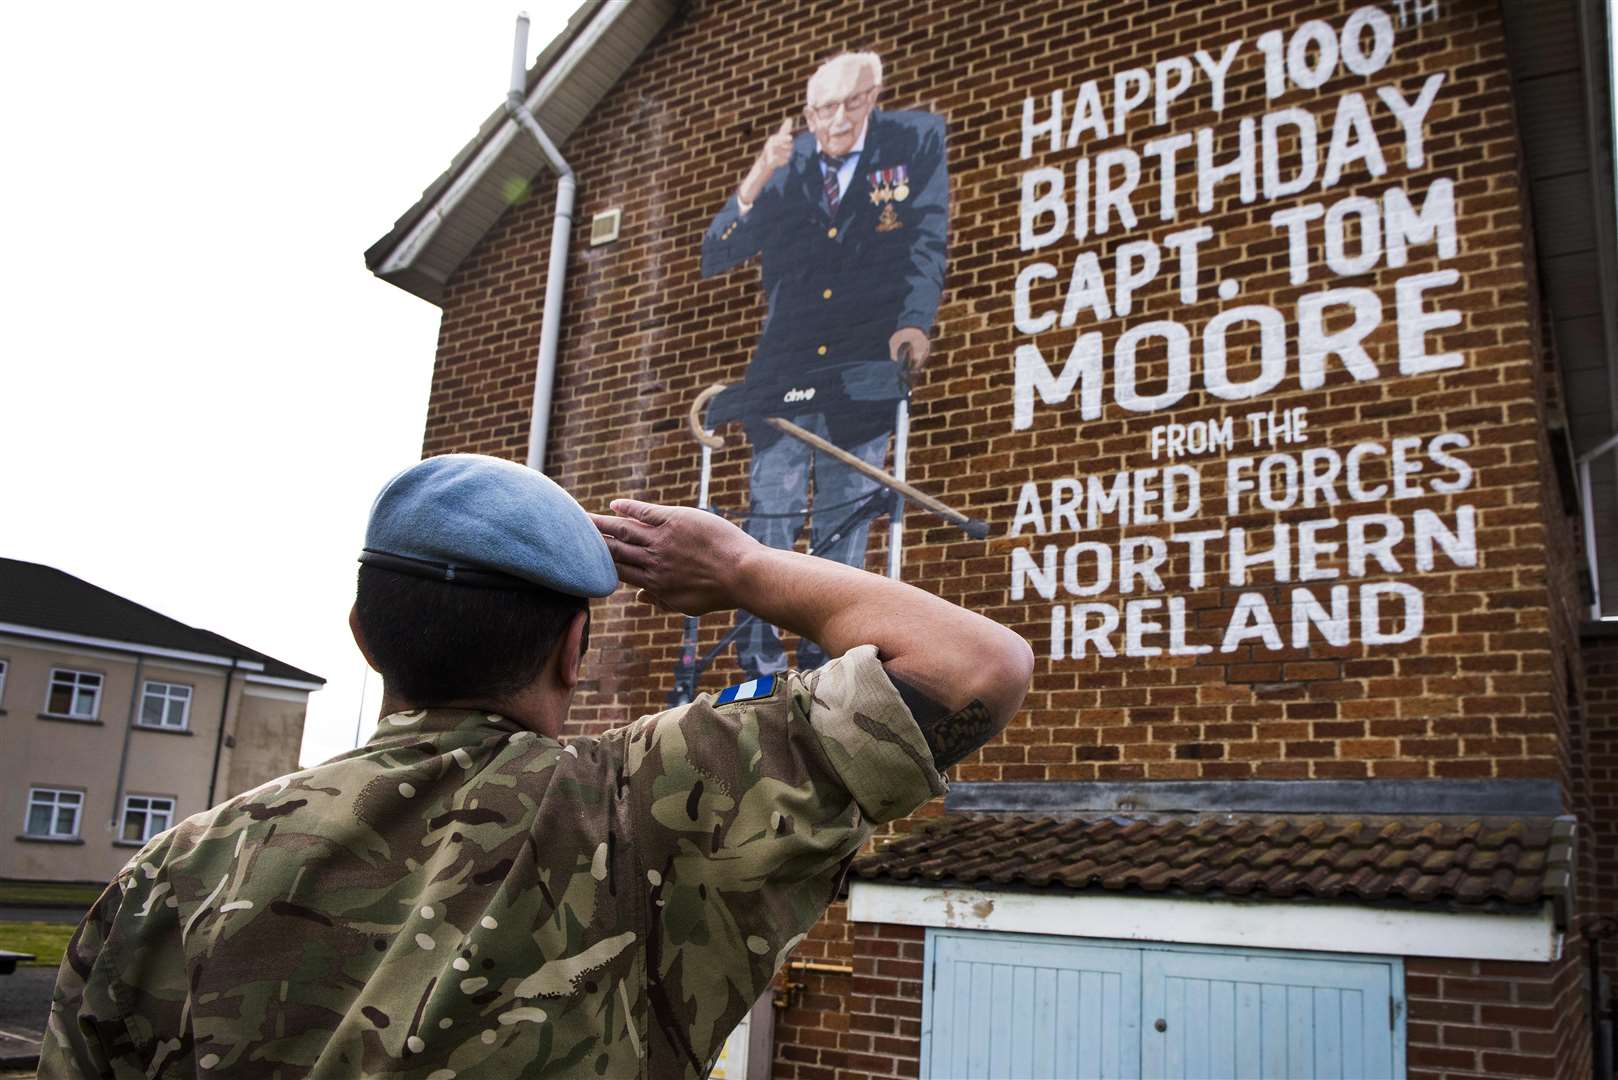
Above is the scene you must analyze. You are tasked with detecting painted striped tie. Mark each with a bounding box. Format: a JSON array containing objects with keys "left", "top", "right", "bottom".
[{"left": 821, "top": 154, "right": 845, "bottom": 218}]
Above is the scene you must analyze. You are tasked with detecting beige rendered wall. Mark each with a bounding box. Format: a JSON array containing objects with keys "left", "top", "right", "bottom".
[
  {"left": 0, "top": 635, "right": 230, "bottom": 884},
  {"left": 223, "top": 684, "right": 310, "bottom": 800}
]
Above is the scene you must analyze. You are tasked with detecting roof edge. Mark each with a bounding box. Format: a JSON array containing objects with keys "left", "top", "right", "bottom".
[
  {"left": 363, "top": 0, "right": 621, "bottom": 304},
  {"left": 0, "top": 621, "right": 264, "bottom": 672},
  {"left": 244, "top": 673, "right": 326, "bottom": 692},
  {"left": 0, "top": 557, "right": 325, "bottom": 685}
]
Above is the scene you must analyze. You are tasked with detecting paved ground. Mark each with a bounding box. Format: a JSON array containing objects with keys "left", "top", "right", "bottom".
[
  {"left": 0, "top": 968, "right": 52, "bottom": 1036},
  {"left": 0, "top": 904, "right": 81, "bottom": 1073},
  {"left": 0, "top": 966, "right": 50, "bottom": 1070}
]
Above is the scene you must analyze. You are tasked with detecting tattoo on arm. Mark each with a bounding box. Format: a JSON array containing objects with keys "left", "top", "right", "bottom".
[{"left": 889, "top": 675, "right": 1002, "bottom": 771}]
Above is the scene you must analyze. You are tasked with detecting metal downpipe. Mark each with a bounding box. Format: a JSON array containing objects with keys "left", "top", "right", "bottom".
[{"left": 506, "top": 11, "right": 576, "bottom": 473}]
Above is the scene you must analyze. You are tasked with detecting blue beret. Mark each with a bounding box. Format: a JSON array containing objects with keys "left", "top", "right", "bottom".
[{"left": 360, "top": 454, "right": 618, "bottom": 598}]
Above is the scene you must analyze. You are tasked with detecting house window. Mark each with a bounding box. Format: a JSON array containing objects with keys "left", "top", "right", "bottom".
[
  {"left": 119, "top": 795, "right": 176, "bottom": 843},
  {"left": 139, "top": 682, "right": 192, "bottom": 730},
  {"left": 46, "top": 669, "right": 102, "bottom": 719},
  {"left": 25, "top": 788, "right": 83, "bottom": 839}
]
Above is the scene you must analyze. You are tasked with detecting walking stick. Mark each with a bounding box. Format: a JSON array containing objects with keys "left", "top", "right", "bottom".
[{"left": 666, "top": 378, "right": 987, "bottom": 705}]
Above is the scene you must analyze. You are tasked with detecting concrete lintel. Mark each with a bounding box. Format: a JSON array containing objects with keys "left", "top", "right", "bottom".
[{"left": 944, "top": 779, "right": 1565, "bottom": 816}]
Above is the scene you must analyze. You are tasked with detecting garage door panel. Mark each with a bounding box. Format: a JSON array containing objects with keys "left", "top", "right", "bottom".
[
  {"left": 1076, "top": 968, "right": 1103, "bottom": 1078},
  {"left": 1142, "top": 949, "right": 1397, "bottom": 1080},
  {"left": 1314, "top": 987, "right": 1343, "bottom": 1078},
  {"left": 1008, "top": 964, "right": 1037, "bottom": 1077},
  {"left": 922, "top": 931, "right": 1402, "bottom": 1080},
  {"left": 1235, "top": 982, "right": 1264, "bottom": 1077},
  {"left": 989, "top": 963, "right": 1013, "bottom": 1075},
  {"left": 1031, "top": 967, "right": 1059, "bottom": 1077},
  {"left": 967, "top": 961, "right": 992, "bottom": 1076},
  {"left": 1340, "top": 989, "right": 1365, "bottom": 1079},
  {"left": 923, "top": 931, "right": 1141, "bottom": 1079}
]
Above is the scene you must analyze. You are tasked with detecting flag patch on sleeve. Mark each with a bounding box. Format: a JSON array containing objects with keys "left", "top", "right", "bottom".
[{"left": 715, "top": 674, "right": 776, "bottom": 706}]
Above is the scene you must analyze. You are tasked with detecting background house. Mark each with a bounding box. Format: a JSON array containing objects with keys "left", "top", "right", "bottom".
[
  {"left": 0, "top": 559, "right": 323, "bottom": 885},
  {"left": 367, "top": 0, "right": 1618, "bottom": 1076}
]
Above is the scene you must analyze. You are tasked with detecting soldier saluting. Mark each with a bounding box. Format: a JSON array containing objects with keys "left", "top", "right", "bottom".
[
  {"left": 702, "top": 52, "right": 950, "bottom": 681},
  {"left": 42, "top": 455, "right": 1029, "bottom": 1078}
]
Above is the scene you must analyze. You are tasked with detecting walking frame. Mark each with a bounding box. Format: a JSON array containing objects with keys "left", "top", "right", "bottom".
[{"left": 667, "top": 362, "right": 988, "bottom": 706}]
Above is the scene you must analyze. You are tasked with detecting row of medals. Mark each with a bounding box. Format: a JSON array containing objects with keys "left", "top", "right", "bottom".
[
  {"left": 869, "top": 165, "right": 909, "bottom": 232},
  {"left": 868, "top": 167, "right": 910, "bottom": 206}
]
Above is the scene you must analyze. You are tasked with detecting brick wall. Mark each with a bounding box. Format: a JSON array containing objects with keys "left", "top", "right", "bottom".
[
  {"left": 429, "top": 0, "right": 1568, "bottom": 779},
  {"left": 1512, "top": 86, "right": 1607, "bottom": 1073},
  {"left": 770, "top": 898, "right": 854, "bottom": 1080},
  {"left": 1584, "top": 637, "right": 1618, "bottom": 996},
  {"left": 416, "top": 0, "right": 1602, "bottom": 1072},
  {"left": 1405, "top": 956, "right": 1592, "bottom": 1079},
  {"left": 775, "top": 945, "right": 1601, "bottom": 1080},
  {"left": 843, "top": 922, "right": 927, "bottom": 1080}
]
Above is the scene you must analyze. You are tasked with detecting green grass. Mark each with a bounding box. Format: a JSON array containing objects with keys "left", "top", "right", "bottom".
[
  {"left": 0, "top": 921, "right": 74, "bottom": 967},
  {"left": 0, "top": 880, "right": 103, "bottom": 906}
]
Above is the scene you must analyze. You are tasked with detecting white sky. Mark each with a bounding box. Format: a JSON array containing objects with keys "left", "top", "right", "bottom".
[{"left": 1, "top": 2, "right": 574, "bottom": 766}]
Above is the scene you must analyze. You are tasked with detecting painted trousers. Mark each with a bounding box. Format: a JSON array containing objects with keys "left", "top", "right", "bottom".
[{"left": 734, "top": 413, "right": 890, "bottom": 676}]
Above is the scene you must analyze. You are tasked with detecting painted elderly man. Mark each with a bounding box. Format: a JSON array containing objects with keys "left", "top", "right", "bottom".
[{"left": 702, "top": 51, "right": 950, "bottom": 679}]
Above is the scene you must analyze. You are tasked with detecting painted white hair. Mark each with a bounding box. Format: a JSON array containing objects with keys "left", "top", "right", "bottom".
[{"left": 807, "top": 52, "right": 884, "bottom": 102}]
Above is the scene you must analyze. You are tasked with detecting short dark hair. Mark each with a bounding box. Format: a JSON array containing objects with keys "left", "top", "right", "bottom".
[{"left": 354, "top": 565, "right": 587, "bottom": 704}]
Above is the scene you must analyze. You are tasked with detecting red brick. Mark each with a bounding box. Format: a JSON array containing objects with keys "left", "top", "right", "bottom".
[
  {"left": 1440, "top": 1024, "right": 1515, "bottom": 1049},
  {"left": 1479, "top": 1052, "right": 1559, "bottom": 1077},
  {"left": 418, "top": 4, "right": 1608, "bottom": 1076}
]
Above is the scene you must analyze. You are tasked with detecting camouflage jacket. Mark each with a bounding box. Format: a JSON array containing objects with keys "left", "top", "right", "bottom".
[{"left": 41, "top": 645, "right": 944, "bottom": 1079}]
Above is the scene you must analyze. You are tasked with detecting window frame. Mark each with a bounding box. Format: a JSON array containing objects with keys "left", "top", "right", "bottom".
[
  {"left": 138, "top": 680, "right": 193, "bottom": 731},
  {"left": 118, "top": 793, "right": 177, "bottom": 844},
  {"left": 44, "top": 668, "right": 102, "bottom": 720},
  {"left": 24, "top": 787, "right": 84, "bottom": 840}
]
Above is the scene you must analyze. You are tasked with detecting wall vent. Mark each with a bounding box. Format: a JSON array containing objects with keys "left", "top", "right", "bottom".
[{"left": 590, "top": 208, "right": 622, "bottom": 247}]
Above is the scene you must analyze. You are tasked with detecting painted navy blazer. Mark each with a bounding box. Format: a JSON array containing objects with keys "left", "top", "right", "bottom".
[{"left": 701, "top": 109, "right": 949, "bottom": 410}]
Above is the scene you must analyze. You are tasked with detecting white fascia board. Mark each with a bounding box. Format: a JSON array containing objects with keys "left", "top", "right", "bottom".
[
  {"left": 242, "top": 683, "right": 313, "bottom": 703},
  {"left": 242, "top": 674, "right": 323, "bottom": 692},
  {"left": 0, "top": 623, "right": 264, "bottom": 672},
  {"left": 378, "top": 3, "right": 628, "bottom": 278},
  {"left": 0, "top": 634, "right": 136, "bottom": 667},
  {"left": 848, "top": 882, "right": 1560, "bottom": 963}
]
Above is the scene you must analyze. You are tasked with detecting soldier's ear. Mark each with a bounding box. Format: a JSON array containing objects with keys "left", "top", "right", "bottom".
[
  {"left": 349, "top": 606, "right": 379, "bottom": 671},
  {"left": 558, "top": 609, "right": 590, "bottom": 689}
]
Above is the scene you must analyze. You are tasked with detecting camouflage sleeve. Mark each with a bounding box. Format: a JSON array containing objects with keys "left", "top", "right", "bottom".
[
  {"left": 40, "top": 877, "right": 134, "bottom": 1079},
  {"left": 796, "top": 644, "right": 949, "bottom": 824},
  {"left": 608, "top": 644, "right": 944, "bottom": 1072},
  {"left": 40, "top": 845, "right": 193, "bottom": 1080}
]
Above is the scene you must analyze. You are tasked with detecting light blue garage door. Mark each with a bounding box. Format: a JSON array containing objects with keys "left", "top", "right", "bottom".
[
  {"left": 920, "top": 930, "right": 1404, "bottom": 1080},
  {"left": 924, "top": 932, "right": 1143, "bottom": 1078}
]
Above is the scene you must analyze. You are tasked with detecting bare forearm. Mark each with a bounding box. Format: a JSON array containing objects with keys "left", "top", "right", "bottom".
[
  {"left": 737, "top": 162, "right": 770, "bottom": 208},
  {"left": 589, "top": 498, "right": 1034, "bottom": 759},
  {"left": 740, "top": 119, "right": 795, "bottom": 209},
  {"left": 736, "top": 546, "right": 1033, "bottom": 729}
]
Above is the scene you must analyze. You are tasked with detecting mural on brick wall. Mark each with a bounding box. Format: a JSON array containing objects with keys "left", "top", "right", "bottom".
[
  {"left": 693, "top": 51, "right": 952, "bottom": 683},
  {"left": 1007, "top": 4, "right": 1475, "bottom": 666}
]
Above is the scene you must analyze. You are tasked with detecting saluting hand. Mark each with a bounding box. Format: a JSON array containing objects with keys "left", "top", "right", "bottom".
[{"left": 589, "top": 500, "right": 760, "bottom": 617}]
